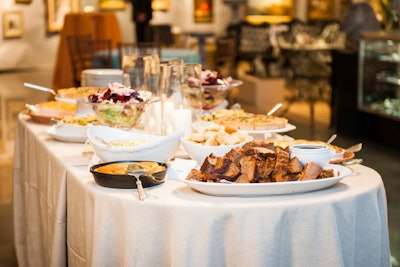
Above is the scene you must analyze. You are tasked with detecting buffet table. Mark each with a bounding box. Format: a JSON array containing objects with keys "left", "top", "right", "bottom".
[{"left": 13, "top": 114, "right": 391, "bottom": 267}]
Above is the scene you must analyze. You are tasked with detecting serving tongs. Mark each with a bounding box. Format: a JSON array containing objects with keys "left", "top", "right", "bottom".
[{"left": 127, "top": 163, "right": 146, "bottom": 200}]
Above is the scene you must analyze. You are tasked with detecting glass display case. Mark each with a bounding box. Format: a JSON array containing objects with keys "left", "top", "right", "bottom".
[{"left": 358, "top": 32, "right": 400, "bottom": 121}]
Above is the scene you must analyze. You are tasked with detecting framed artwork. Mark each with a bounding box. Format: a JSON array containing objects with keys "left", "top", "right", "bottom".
[
  {"left": 307, "top": 0, "right": 336, "bottom": 20},
  {"left": 2, "top": 10, "right": 24, "bottom": 39},
  {"left": 15, "top": 0, "right": 32, "bottom": 3},
  {"left": 152, "top": 0, "right": 170, "bottom": 11},
  {"left": 194, "top": 0, "right": 213, "bottom": 23},
  {"left": 99, "top": 0, "right": 126, "bottom": 10},
  {"left": 46, "top": 0, "right": 80, "bottom": 32},
  {"left": 246, "top": 0, "right": 294, "bottom": 24}
]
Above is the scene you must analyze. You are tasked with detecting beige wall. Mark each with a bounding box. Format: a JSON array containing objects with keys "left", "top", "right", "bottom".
[{"left": 0, "top": 0, "right": 341, "bottom": 71}]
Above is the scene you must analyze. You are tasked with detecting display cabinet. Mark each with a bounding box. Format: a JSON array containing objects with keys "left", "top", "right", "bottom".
[{"left": 358, "top": 32, "right": 400, "bottom": 121}]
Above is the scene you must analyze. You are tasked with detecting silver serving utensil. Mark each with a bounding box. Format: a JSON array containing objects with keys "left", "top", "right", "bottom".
[
  {"left": 267, "top": 103, "right": 283, "bottom": 116},
  {"left": 345, "top": 143, "right": 362, "bottom": 153},
  {"left": 24, "top": 82, "right": 56, "bottom": 95},
  {"left": 127, "top": 163, "right": 146, "bottom": 200},
  {"left": 326, "top": 134, "right": 337, "bottom": 144}
]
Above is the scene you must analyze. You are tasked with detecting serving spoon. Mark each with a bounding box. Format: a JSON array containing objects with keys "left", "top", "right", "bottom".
[
  {"left": 267, "top": 103, "right": 283, "bottom": 116},
  {"left": 24, "top": 82, "right": 56, "bottom": 95},
  {"left": 127, "top": 163, "right": 146, "bottom": 200},
  {"left": 345, "top": 143, "right": 362, "bottom": 153}
]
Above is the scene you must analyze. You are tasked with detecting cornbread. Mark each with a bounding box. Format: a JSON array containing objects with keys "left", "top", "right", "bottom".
[{"left": 94, "top": 162, "right": 165, "bottom": 175}]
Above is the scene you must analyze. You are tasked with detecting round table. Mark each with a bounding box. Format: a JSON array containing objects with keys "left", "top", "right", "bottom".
[{"left": 66, "top": 162, "right": 390, "bottom": 267}]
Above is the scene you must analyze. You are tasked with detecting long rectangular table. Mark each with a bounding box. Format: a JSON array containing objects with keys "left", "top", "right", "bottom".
[{"left": 13, "top": 114, "right": 391, "bottom": 267}]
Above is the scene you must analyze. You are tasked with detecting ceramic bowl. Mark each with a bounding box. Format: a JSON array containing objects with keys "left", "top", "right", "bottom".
[
  {"left": 87, "top": 125, "right": 182, "bottom": 163},
  {"left": 289, "top": 143, "right": 335, "bottom": 167}
]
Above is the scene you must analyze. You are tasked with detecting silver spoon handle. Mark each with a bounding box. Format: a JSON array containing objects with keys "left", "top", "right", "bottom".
[
  {"left": 24, "top": 82, "right": 56, "bottom": 95},
  {"left": 267, "top": 103, "right": 282, "bottom": 116},
  {"left": 136, "top": 180, "right": 146, "bottom": 200}
]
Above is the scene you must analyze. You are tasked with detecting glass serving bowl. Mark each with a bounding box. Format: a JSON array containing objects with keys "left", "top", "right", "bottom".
[
  {"left": 182, "top": 80, "right": 242, "bottom": 110},
  {"left": 89, "top": 101, "right": 148, "bottom": 130},
  {"left": 90, "top": 101, "right": 146, "bottom": 130}
]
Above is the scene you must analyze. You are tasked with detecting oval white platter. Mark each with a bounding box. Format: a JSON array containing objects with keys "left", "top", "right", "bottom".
[{"left": 185, "top": 164, "right": 352, "bottom": 197}]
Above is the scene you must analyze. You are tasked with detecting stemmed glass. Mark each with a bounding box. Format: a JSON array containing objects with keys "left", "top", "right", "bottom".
[
  {"left": 181, "top": 63, "right": 203, "bottom": 120},
  {"left": 122, "top": 53, "right": 161, "bottom": 133},
  {"left": 122, "top": 53, "right": 160, "bottom": 98}
]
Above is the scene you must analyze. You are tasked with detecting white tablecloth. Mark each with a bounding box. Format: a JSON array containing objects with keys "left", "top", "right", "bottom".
[{"left": 13, "top": 114, "right": 391, "bottom": 267}]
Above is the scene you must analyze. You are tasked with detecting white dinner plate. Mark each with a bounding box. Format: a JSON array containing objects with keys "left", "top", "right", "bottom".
[
  {"left": 185, "top": 164, "right": 352, "bottom": 196},
  {"left": 46, "top": 127, "right": 87, "bottom": 143}
]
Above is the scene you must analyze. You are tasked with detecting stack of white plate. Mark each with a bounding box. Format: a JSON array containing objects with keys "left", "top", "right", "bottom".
[{"left": 81, "top": 69, "right": 130, "bottom": 87}]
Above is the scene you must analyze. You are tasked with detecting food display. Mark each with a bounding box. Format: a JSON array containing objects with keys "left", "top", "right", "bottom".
[
  {"left": 106, "top": 139, "right": 151, "bottom": 147},
  {"left": 182, "top": 69, "right": 242, "bottom": 110},
  {"left": 56, "top": 87, "right": 102, "bottom": 102},
  {"left": 201, "top": 69, "right": 232, "bottom": 86},
  {"left": 36, "top": 101, "right": 76, "bottom": 113},
  {"left": 87, "top": 82, "right": 151, "bottom": 130},
  {"left": 90, "top": 161, "right": 167, "bottom": 189},
  {"left": 61, "top": 114, "right": 98, "bottom": 126},
  {"left": 94, "top": 161, "right": 166, "bottom": 175},
  {"left": 186, "top": 141, "right": 337, "bottom": 184},
  {"left": 266, "top": 139, "right": 350, "bottom": 163},
  {"left": 186, "top": 123, "right": 249, "bottom": 146},
  {"left": 26, "top": 101, "right": 77, "bottom": 124},
  {"left": 201, "top": 109, "right": 288, "bottom": 130}
]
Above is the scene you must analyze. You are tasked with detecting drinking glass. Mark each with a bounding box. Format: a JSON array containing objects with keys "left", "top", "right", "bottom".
[
  {"left": 122, "top": 54, "right": 160, "bottom": 97},
  {"left": 181, "top": 63, "right": 203, "bottom": 111},
  {"left": 122, "top": 54, "right": 161, "bottom": 133}
]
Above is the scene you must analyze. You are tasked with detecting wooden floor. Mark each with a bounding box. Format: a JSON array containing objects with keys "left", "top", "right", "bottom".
[{"left": 0, "top": 68, "right": 399, "bottom": 266}]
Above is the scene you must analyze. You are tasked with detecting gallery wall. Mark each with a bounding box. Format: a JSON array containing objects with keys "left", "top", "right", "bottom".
[{"left": 0, "top": 0, "right": 314, "bottom": 71}]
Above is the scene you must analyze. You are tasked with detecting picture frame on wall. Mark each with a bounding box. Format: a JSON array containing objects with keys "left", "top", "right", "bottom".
[
  {"left": 2, "top": 10, "right": 24, "bottom": 39},
  {"left": 99, "top": 0, "right": 126, "bottom": 11},
  {"left": 46, "top": 0, "right": 80, "bottom": 32},
  {"left": 15, "top": 0, "right": 32, "bottom": 3},
  {"left": 152, "top": 0, "right": 170, "bottom": 11},
  {"left": 194, "top": 0, "right": 213, "bottom": 23},
  {"left": 307, "top": 0, "right": 336, "bottom": 20},
  {"left": 246, "top": 0, "right": 294, "bottom": 24}
]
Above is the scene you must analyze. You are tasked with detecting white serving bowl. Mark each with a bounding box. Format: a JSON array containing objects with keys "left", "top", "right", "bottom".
[
  {"left": 180, "top": 135, "right": 252, "bottom": 165},
  {"left": 87, "top": 125, "right": 182, "bottom": 163},
  {"left": 289, "top": 143, "right": 335, "bottom": 168}
]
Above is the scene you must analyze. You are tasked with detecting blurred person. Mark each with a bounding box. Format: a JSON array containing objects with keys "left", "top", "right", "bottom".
[
  {"left": 130, "top": 0, "right": 153, "bottom": 42},
  {"left": 340, "top": 1, "right": 381, "bottom": 53}
]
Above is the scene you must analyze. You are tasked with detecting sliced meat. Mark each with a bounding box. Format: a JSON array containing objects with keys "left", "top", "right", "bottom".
[
  {"left": 272, "top": 147, "right": 290, "bottom": 182},
  {"left": 288, "top": 157, "right": 303, "bottom": 173},
  {"left": 214, "top": 161, "right": 241, "bottom": 181},
  {"left": 319, "top": 169, "right": 335, "bottom": 178},
  {"left": 186, "top": 169, "right": 206, "bottom": 181},
  {"left": 225, "top": 147, "right": 245, "bottom": 166},
  {"left": 239, "top": 156, "right": 257, "bottom": 182},
  {"left": 298, "top": 162, "right": 323, "bottom": 181}
]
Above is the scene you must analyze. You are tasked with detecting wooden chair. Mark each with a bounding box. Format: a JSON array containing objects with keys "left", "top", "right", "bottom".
[
  {"left": 117, "top": 42, "right": 161, "bottom": 68},
  {"left": 67, "top": 35, "right": 113, "bottom": 86}
]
